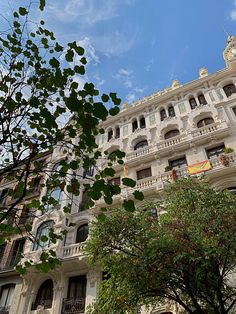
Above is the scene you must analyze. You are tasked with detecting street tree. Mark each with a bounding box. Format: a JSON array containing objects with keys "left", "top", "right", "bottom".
[
  {"left": 0, "top": 0, "right": 138, "bottom": 272},
  {"left": 86, "top": 178, "right": 236, "bottom": 314}
]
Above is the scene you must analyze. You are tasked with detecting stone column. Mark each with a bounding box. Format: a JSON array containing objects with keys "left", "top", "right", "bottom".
[{"left": 85, "top": 268, "right": 101, "bottom": 310}]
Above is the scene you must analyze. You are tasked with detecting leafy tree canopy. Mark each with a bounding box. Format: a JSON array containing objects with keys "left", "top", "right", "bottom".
[{"left": 86, "top": 178, "right": 236, "bottom": 314}]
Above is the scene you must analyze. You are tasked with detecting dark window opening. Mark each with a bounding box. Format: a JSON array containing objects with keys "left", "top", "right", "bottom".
[
  {"left": 189, "top": 98, "right": 197, "bottom": 110},
  {"left": 169, "top": 157, "right": 187, "bottom": 169},
  {"left": 198, "top": 94, "right": 207, "bottom": 105},
  {"left": 160, "top": 109, "right": 167, "bottom": 121},
  {"left": 164, "top": 129, "right": 180, "bottom": 140},
  {"left": 168, "top": 106, "right": 175, "bottom": 117},
  {"left": 140, "top": 117, "right": 146, "bottom": 129},
  {"left": 115, "top": 127, "right": 120, "bottom": 139},
  {"left": 79, "top": 190, "right": 90, "bottom": 212},
  {"left": 132, "top": 120, "right": 138, "bottom": 132},
  {"left": 0, "top": 189, "right": 8, "bottom": 206},
  {"left": 108, "top": 130, "right": 113, "bottom": 142},
  {"left": 68, "top": 276, "right": 87, "bottom": 299},
  {"left": 137, "top": 167, "right": 152, "bottom": 180},
  {"left": 134, "top": 140, "right": 148, "bottom": 150},
  {"left": 32, "top": 279, "right": 53, "bottom": 310},
  {"left": 197, "top": 117, "right": 214, "bottom": 128},
  {"left": 7, "top": 238, "right": 25, "bottom": 268},
  {"left": 206, "top": 145, "right": 225, "bottom": 159},
  {"left": 33, "top": 220, "right": 54, "bottom": 250},
  {"left": 108, "top": 177, "right": 121, "bottom": 186},
  {"left": 76, "top": 224, "right": 89, "bottom": 243},
  {"left": 223, "top": 84, "right": 236, "bottom": 97},
  {"left": 83, "top": 165, "right": 95, "bottom": 178},
  {"left": 29, "top": 177, "right": 41, "bottom": 194},
  {"left": 232, "top": 107, "right": 236, "bottom": 116},
  {"left": 0, "top": 284, "right": 15, "bottom": 312},
  {"left": 19, "top": 206, "right": 32, "bottom": 225}
]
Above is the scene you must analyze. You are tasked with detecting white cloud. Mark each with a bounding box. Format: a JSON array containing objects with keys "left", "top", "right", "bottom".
[
  {"left": 48, "top": 0, "right": 134, "bottom": 25},
  {"left": 126, "top": 93, "right": 136, "bottom": 103},
  {"left": 114, "top": 68, "right": 134, "bottom": 88},
  {"left": 230, "top": 0, "right": 236, "bottom": 21},
  {"left": 76, "top": 37, "right": 99, "bottom": 65}
]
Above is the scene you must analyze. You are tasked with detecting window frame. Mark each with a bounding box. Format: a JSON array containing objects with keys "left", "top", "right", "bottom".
[{"left": 137, "top": 167, "right": 152, "bottom": 180}]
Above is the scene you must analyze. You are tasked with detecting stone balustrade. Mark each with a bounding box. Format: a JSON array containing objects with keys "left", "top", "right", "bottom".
[
  {"left": 61, "top": 242, "right": 85, "bottom": 258},
  {"left": 157, "top": 134, "right": 186, "bottom": 150},
  {"left": 126, "top": 145, "right": 154, "bottom": 161}
]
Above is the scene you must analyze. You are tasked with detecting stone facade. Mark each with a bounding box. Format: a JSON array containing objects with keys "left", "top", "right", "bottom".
[{"left": 1, "top": 36, "right": 236, "bottom": 314}]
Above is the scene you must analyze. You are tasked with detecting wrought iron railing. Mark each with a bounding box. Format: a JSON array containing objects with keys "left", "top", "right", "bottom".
[{"left": 61, "top": 298, "right": 85, "bottom": 313}]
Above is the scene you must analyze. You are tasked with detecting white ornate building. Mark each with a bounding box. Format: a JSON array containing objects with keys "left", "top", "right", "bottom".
[{"left": 0, "top": 36, "right": 236, "bottom": 314}]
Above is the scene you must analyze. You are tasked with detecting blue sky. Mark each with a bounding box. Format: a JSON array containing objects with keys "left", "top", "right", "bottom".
[{"left": 2, "top": 0, "right": 236, "bottom": 104}]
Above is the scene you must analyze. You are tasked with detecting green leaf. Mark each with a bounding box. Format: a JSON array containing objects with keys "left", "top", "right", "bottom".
[
  {"left": 102, "top": 94, "right": 109, "bottom": 102},
  {"left": 93, "top": 103, "right": 108, "bottom": 120},
  {"left": 133, "top": 190, "right": 144, "bottom": 201},
  {"left": 122, "top": 178, "right": 136, "bottom": 188},
  {"left": 19, "top": 7, "right": 28, "bottom": 16},
  {"left": 39, "top": 0, "right": 46, "bottom": 11},
  {"left": 65, "top": 49, "right": 74, "bottom": 62},
  {"left": 109, "top": 107, "right": 120, "bottom": 116},
  {"left": 123, "top": 199, "right": 136, "bottom": 212},
  {"left": 40, "top": 235, "right": 48, "bottom": 242},
  {"left": 98, "top": 212, "right": 106, "bottom": 222}
]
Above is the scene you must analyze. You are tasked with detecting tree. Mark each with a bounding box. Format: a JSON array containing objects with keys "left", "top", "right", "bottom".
[
  {"left": 86, "top": 178, "right": 236, "bottom": 314},
  {"left": 0, "top": 0, "right": 138, "bottom": 272}
]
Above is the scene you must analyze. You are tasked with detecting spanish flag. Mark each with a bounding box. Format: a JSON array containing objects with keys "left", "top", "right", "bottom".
[{"left": 188, "top": 160, "right": 211, "bottom": 175}]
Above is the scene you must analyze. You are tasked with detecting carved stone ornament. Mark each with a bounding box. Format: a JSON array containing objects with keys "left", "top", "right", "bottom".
[{"left": 223, "top": 35, "right": 236, "bottom": 62}]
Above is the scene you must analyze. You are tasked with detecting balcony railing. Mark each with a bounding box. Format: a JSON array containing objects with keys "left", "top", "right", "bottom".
[
  {"left": 61, "top": 298, "right": 85, "bottom": 314},
  {"left": 61, "top": 243, "right": 85, "bottom": 259},
  {"left": 157, "top": 134, "right": 186, "bottom": 150},
  {"left": 126, "top": 145, "right": 154, "bottom": 161},
  {"left": 31, "top": 299, "right": 52, "bottom": 310}
]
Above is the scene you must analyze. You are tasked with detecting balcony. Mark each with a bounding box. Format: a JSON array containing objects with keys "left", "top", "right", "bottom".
[
  {"left": 61, "top": 298, "right": 85, "bottom": 314},
  {"left": 126, "top": 145, "right": 155, "bottom": 161},
  {"left": 191, "top": 121, "right": 230, "bottom": 144},
  {"left": 61, "top": 243, "right": 85, "bottom": 259}
]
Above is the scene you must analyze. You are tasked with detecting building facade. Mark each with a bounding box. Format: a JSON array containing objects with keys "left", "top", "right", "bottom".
[{"left": 1, "top": 36, "right": 236, "bottom": 314}]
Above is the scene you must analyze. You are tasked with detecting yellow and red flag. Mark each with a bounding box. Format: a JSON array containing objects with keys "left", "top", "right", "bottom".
[{"left": 188, "top": 160, "right": 211, "bottom": 175}]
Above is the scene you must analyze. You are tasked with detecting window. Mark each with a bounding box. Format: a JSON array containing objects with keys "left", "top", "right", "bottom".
[
  {"left": 83, "top": 165, "right": 95, "bottom": 178},
  {"left": 233, "top": 107, "right": 236, "bottom": 116},
  {"left": 164, "top": 129, "right": 180, "bottom": 140},
  {"left": 0, "top": 284, "right": 15, "bottom": 312},
  {"left": 0, "top": 189, "right": 8, "bottom": 206},
  {"left": 29, "top": 177, "right": 41, "bottom": 194},
  {"left": 62, "top": 276, "right": 86, "bottom": 313},
  {"left": 108, "top": 129, "right": 113, "bottom": 142},
  {"left": 169, "top": 157, "right": 187, "bottom": 169},
  {"left": 134, "top": 140, "right": 148, "bottom": 150},
  {"left": 32, "top": 279, "right": 53, "bottom": 310},
  {"left": 33, "top": 220, "right": 54, "bottom": 250},
  {"left": 79, "top": 190, "right": 90, "bottom": 212},
  {"left": 137, "top": 167, "right": 152, "bottom": 180},
  {"left": 132, "top": 120, "right": 138, "bottom": 132},
  {"left": 140, "top": 117, "right": 146, "bottom": 129},
  {"left": 115, "top": 127, "right": 120, "bottom": 139},
  {"left": 206, "top": 145, "right": 225, "bottom": 159},
  {"left": 160, "top": 109, "right": 167, "bottom": 121},
  {"left": 198, "top": 94, "right": 207, "bottom": 105},
  {"left": 76, "top": 224, "right": 89, "bottom": 243},
  {"left": 108, "top": 177, "right": 121, "bottom": 186},
  {"left": 45, "top": 187, "right": 63, "bottom": 211},
  {"left": 19, "top": 206, "right": 32, "bottom": 225},
  {"left": 197, "top": 117, "right": 214, "bottom": 128},
  {"left": 189, "top": 97, "right": 197, "bottom": 109},
  {"left": 7, "top": 238, "right": 25, "bottom": 268},
  {"left": 223, "top": 84, "right": 236, "bottom": 97},
  {"left": 168, "top": 106, "right": 175, "bottom": 117},
  {"left": 0, "top": 243, "right": 6, "bottom": 265}
]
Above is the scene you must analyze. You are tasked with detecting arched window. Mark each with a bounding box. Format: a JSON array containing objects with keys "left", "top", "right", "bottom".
[
  {"left": 140, "top": 117, "right": 146, "bottom": 129},
  {"left": 134, "top": 140, "right": 148, "bottom": 150},
  {"left": 33, "top": 220, "right": 54, "bottom": 250},
  {"left": 223, "top": 84, "right": 236, "bottom": 97},
  {"left": 197, "top": 117, "right": 214, "bottom": 128},
  {"left": 32, "top": 279, "right": 53, "bottom": 310},
  {"left": 132, "top": 120, "right": 138, "bottom": 132},
  {"left": 115, "top": 127, "right": 120, "bottom": 139},
  {"left": 108, "top": 129, "right": 113, "bottom": 142},
  {"left": 76, "top": 224, "right": 89, "bottom": 243},
  {"left": 164, "top": 129, "right": 180, "bottom": 140},
  {"left": 198, "top": 94, "right": 207, "bottom": 105},
  {"left": 160, "top": 109, "right": 167, "bottom": 121},
  {"left": 189, "top": 97, "right": 197, "bottom": 109},
  {"left": 0, "top": 284, "right": 15, "bottom": 312},
  {"left": 168, "top": 106, "right": 175, "bottom": 117}
]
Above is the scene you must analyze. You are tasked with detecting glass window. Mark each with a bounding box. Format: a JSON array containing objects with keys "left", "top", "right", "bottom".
[
  {"left": 29, "top": 177, "right": 41, "bottom": 194},
  {"left": 33, "top": 221, "right": 54, "bottom": 250},
  {"left": 76, "top": 224, "right": 89, "bottom": 243},
  {"left": 115, "top": 127, "right": 120, "bottom": 139},
  {"left": 206, "top": 145, "right": 225, "bottom": 159},
  {"left": 223, "top": 84, "right": 236, "bottom": 97},
  {"left": 168, "top": 106, "right": 175, "bottom": 117},
  {"left": 0, "top": 189, "right": 8, "bottom": 206},
  {"left": 68, "top": 275, "right": 87, "bottom": 299},
  {"left": 134, "top": 140, "right": 148, "bottom": 150},
  {"left": 132, "top": 120, "right": 138, "bottom": 132},
  {"left": 197, "top": 117, "right": 214, "bottom": 128},
  {"left": 108, "top": 177, "right": 121, "bottom": 186},
  {"left": 79, "top": 190, "right": 90, "bottom": 212},
  {"left": 160, "top": 109, "right": 167, "bottom": 121},
  {"left": 83, "top": 165, "right": 95, "bottom": 178},
  {"left": 137, "top": 168, "right": 152, "bottom": 180},
  {"left": 164, "top": 129, "right": 180, "bottom": 140},
  {"left": 140, "top": 117, "right": 146, "bottom": 129},
  {"left": 189, "top": 98, "right": 197, "bottom": 109},
  {"left": 108, "top": 129, "right": 113, "bottom": 142},
  {"left": 7, "top": 238, "right": 25, "bottom": 267},
  {"left": 32, "top": 279, "right": 53, "bottom": 310},
  {"left": 198, "top": 94, "right": 207, "bottom": 105},
  {"left": 169, "top": 157, "right": 187, "bottom": 169},
  {"left": 0, "top": 284, "right": 15, "bottom": 311}
]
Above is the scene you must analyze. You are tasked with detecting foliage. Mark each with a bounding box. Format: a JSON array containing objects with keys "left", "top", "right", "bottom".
[
  {"left": 86, "top": 178, "right": 236, "bottom": 314},
  {"left": 0, "top": 0, "right": 140, "bottom": 272}
]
